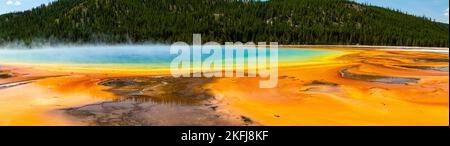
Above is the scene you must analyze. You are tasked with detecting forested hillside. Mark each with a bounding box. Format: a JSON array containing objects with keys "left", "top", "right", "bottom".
[{"left": 0, "top": 0, "right": 448, "bottom": 47}]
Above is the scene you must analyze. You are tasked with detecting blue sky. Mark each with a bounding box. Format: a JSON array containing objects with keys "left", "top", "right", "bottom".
[
  {"left": 0, "top": 0, "right": 449, "bottom": 23},
  {"left": 355, "top": 0, "right": 449, "bottom": 23},
  {"left": 0, "top": 0, "right": 54, "bottom": 14}
]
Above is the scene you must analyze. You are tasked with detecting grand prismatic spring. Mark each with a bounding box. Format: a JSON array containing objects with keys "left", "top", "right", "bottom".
[{"left": 0, "top": 45, "right": 448, "bottom": 126}]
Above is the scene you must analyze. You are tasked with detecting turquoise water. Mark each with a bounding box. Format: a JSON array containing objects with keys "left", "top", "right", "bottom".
[{"left": 0, "top": 45, "right": 339, "bottom": 69}]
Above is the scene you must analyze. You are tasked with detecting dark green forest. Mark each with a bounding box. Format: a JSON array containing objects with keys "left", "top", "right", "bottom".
[{"left": 0, "top": 0, "right": 448, "bottom": 47}]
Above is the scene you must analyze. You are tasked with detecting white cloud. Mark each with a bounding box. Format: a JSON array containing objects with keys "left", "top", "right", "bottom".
[
  {"left": 445, "top": 8, "right": 449, "bottom": 16},
  {"left": 14, "top": 1, "right": 21, "bottom": 6},
  {"left": 6, "top": 0, "right": 13, "bottom": 5},
  {"left": 6, "top": 0, "right": 21, "bottom": 6}
]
